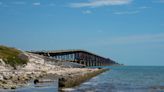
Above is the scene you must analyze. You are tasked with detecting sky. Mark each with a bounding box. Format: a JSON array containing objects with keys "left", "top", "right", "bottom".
[{"left": 0, "top": 0, "right": 164, "bottom": 66}]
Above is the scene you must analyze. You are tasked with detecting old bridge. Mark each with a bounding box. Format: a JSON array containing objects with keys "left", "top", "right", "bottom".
[{"left": 30, "top": 50, "right": 117, "bottom": 66}]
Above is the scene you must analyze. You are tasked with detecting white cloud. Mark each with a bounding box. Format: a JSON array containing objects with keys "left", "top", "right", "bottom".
[
  {"left": 70, "top": 0, "right": 132, "bottom": 8},
  {"left": 33, "top": 2, "right": 41, "bottom": 6},
  {"left": 113, "top": 10, "right": 140, "bottom": 15},
  {"left": 82, "top": 10, "right": 92, "bottom": 14}
]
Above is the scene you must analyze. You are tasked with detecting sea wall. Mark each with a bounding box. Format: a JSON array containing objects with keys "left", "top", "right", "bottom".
[{"left": 59, "top": 68, "right": 108, "bottom": 88}]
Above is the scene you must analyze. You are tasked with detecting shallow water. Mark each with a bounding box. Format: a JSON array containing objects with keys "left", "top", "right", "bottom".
[
  {"left": 67, "top": 66, "right": 164, "bottom": 92},
  {"left": 0, "top": 80, "right": 58, "bottom": 92}
]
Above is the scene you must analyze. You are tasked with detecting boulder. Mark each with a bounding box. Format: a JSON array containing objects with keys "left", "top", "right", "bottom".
[{"left": 18, "top": 53, "right": 29, "bottom": 61}]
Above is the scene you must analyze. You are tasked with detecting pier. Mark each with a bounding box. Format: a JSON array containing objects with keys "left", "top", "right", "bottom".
[{"left": 30, "top": 50, "right": 117, "bottom": 66}]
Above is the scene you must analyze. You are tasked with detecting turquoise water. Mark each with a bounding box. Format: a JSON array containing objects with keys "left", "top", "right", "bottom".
[{"left": 67, "top": 66, "right": 164, "bottom": 92}]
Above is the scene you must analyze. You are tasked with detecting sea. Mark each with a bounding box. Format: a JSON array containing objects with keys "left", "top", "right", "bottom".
[
  {"left": 1, "top": 66, "right": 164, "bottom": 92},
  {"left": 67, "top": 66, "right": 164, "bottom": 92}
]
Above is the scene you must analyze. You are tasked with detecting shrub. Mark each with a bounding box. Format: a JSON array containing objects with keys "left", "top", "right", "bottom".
[{"left": 0, "top": 45, "right": 28, "bottom": 68}]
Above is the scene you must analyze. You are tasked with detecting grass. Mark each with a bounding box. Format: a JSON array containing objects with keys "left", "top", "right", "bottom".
[
  {"left": 59, "top": 69, "right": 109, "bottom": 88},
  {"left": 0, "top": 45, "right": 28, "bottom": 68}
]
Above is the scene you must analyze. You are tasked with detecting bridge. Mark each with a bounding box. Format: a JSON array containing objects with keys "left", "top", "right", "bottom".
[{"left": 30, "top": 50, "right": 117, "bottom": 66}]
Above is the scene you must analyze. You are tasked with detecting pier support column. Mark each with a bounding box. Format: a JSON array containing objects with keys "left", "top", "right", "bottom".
[
  {"left": 86, "top": 61, "right": 89, "bottom": 66},
  {"left": 96, "top": 62, "right": 98, "bottom": 66},
  {"left": 88, "top": 61, "right": 90, "bottom": 66},
  {"left": 92, "top": 61, "right": 95, "bottom": 66},
  {"left": 92, "top": 61, "right": 94, "bottom": 66},
  {"left": 80, "top": 60, "right": 84, "bottom": 65},
  {"left": 90, "top": 61, "right": 92, "bottom": 66}
]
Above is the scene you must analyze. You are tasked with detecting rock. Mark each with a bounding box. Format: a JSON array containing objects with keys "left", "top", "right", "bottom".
[
  {"left": 0, "top": 75, "right": 3, "bottom": 81},
  {"left": 2, "top": 83, "right": 17, "bottom": 89},
  {"left": 11, "top": 86, "right": 16, "bottom": 89},
  {"left": 3, "top": 75, "right": 11, "bottom": 80},
  {"left": 0, "top": 59, "right": 6, "bottom": 66},
  {"left": 11, "top": 75, "right": 18, "bottom": 82},
  {"left": 18, "top": 53, "right": 29, "bottom": 61},
  {"left": 1, "top": 80, "right": 7, "bottom": 84},
  {"left": 98, "top": 67, "right": 102, "bottom": 69},
  {"left": 59, "top": 77, "right": 66, "bottom": 87},
  {"left": 18, "top": 74, "right": 28, "bottom": 82}
]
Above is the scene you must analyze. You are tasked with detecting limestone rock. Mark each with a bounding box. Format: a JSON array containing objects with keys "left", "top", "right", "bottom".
[
  {"left": 0, "top": 59, "right": 5, "bottom": 66},
  {"left": 0, "top": 75, "right": 4, "bottom": 81}
]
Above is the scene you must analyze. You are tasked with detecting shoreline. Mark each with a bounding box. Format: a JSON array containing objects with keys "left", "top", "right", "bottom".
[
  {"left": 0, "top": 48, "right": 110, "bottom": 90},
  {"left": 0, "top": 66, "right": 108, "bottom": 89},
  {"left": 59, "top": 68, "right": 108, "bottom": 89}
]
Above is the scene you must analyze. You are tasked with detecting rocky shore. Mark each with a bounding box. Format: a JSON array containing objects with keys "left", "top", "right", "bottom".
[{"left": 0, "top": 52, "right": 103, "bottom": 89}]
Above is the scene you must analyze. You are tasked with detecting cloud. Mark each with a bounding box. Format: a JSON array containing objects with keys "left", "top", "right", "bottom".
[
  {"left": 69, "top": 0, "right": 132, "bottom": 8},
  {"left": 113, "top": 10, "right": 140, "bottom": 15},
  {"left": 33, "top": 2, "right": 41, "bottom": 6},
  {"left": 82, "top": 10, "right": 92, "bottom": 14}
]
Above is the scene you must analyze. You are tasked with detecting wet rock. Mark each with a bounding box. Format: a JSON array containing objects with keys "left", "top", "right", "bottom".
[
  {"left": 59, "top": 77, "right": 66, "bottom": 87},
  {"left": 98, "top": 67, "right": 102, "bottom": 69},
  {"left": 34, "top": 79, "right": 53, "bottom": 84},
  {"left": 34, "top": 79, "right": 39, "bottom": 84},
  {"left": 11, "top": 86, "right": 16, "bottom": 89}
]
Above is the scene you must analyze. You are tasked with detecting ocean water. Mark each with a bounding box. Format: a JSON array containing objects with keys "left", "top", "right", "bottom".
[{"left": 65, "top": 66, "right": 164, "bottom": 92}]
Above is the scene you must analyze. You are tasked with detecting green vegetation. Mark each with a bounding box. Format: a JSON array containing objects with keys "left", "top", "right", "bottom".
[
  {"left": 0, "top": 45, "right": 28, "bottom": 68},
  {"left": 59, "top": 69, "right": 109, "bottom": 88}
]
